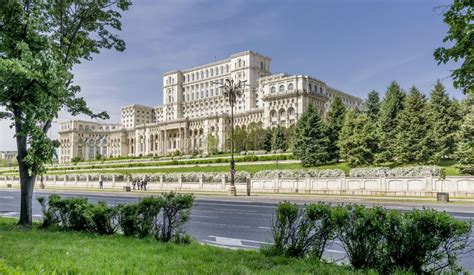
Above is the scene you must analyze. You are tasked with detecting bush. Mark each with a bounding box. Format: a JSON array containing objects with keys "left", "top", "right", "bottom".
[
  {"left": 349, "top": 166, "right": 442, "bottom": 177},
  {"left": 268, "top": 202, "right": 335, "bottom": 259},
  {"left": 254, "top": 169, "right": 344, "bottom": 179},
  {"left": 459, "top": 165, "right": 474, "bottom": 175},
  {"left": 155, "top": 192, "right": 194, "bottom": 243},
  {"left": 136, "top": 197, "right": 163, "bottom": 238},
  {"left": 116, "top": 203, "right": 140, "bottom": 237},
  {"left": 332, "top": 205, "right": 388, "bottom": 270},
  {"left": 90, "top": 202, "right": 119, "bottom": 235}
]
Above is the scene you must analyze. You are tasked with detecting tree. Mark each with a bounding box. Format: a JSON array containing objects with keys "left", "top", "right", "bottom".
[
  {"left": 293, "top": 104, "right": 330, "bottom": 166},
  {"left": 434, "top": 1, "right": 473, "bottom": 94},
  {"left": 271, "top": 125, "right": 287, "bottom": 152},
  {"left": 0, "top": 0, "right": 131, "bottom": 226},
  {"left": 366, "top": 90, "right": 381, "bottom": 122},
  {"left": 455, "top": 90, "right": 474, "bottom": 165},
  {"left": 262, "top": 127, "right": 273, "bottom": 152},
  {"left": 338, "top": 111, "right": 379, "bottom": 166},
  {"left": 233, "top": 127, "right": 247, "bottom": 152},
  {"left": 427, "top": 80, "right": 461, "bottom": 161},
  {"left": 376, "top": 81, "right": 405, "bottom": 163},
  {"left": 246, "top": 122, "right": 266, "bottom": 151},
  {"left": 326, "top": 97, "right": 346, "bottom": 162},
  {"left": 207, "top": 134, "right": 219, "bottom": 155},
  {"left": 395, "top": 87, "right": 433, "bottom": 164}
]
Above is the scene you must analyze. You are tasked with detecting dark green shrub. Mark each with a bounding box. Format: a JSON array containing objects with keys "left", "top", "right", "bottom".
[
  {"left": 117, "top": 203, "right": 140, "bottom": 237},
  {"left": 459, "top": 165, "right": 474, "bottom": 175},
  {"left": 332, "top": 205, "right": 387, "bottom": 270},
  {"left": 269, "top": 202, "right": 336, "bottom": 259},
  {"left": 155, "top": 192, "right": 194, "bottom": 242},
  {"left": 37, "top": 194, "right": 62, "bottom": 228},
  {"left": 384, "top": 208, "right": 472, "bottom": 274},
  {"left": 136, "top": 197, "right": 163, "bottom": 238},
  {"left": 90, "top": 202, "right": 118, "bottom": 235}
]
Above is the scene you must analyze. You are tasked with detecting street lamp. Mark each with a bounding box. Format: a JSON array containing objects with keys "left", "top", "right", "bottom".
[{"left": 214, "top": 78, "right": 246, "bottom": 196}]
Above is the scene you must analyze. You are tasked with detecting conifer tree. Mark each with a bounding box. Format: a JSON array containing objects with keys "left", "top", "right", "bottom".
[
  {"left": 376, "top": 81, "right": 405, "bottom": 163},
  {"left": 338, "top": 111, "right": 379, "bottom": 166},
  {"left": 271, "top": 125, "right": 287, "bottom": 152},
  {"left": 427, "top": 80, "right": 461, "bottom": 161},
  {"left": 327, "top": 97, "right": 346, "bottom": 161},
  {"left": 293, "top": 104, "right": 330, "bottom": 166},
  {"left": 262, "top": 128, "right": 273, "bottom": 152},
  {"left": 366, "top": 90, "right": 381, "bottom": 121},
  {"left": 455, "top": 90, "right": 474, "bottom": 165},
  {"left": 395, "top": 86, "right": 433, "bottom": 163}
]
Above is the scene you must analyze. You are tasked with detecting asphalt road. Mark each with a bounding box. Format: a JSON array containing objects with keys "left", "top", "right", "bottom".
[{"left": 1, "top": 189, "right": 473, "bottom": 272}]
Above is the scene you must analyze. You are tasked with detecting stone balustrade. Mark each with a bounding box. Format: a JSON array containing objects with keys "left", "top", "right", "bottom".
[{"left": 1, "top": 174, "right": 473, "bottom": 197}]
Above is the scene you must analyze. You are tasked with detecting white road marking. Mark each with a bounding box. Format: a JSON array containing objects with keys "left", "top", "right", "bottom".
[
  {"left": 0, "top": 211, "right": 17, "bottom": 216},
  {"left": 190, "top": 214, "right": 218, "bottom": 219},
  {"left": 0, "top": 196, "right": 14, "bottom": 200},
  {"left": 32, "top": 214, "right": 43, "bottom": 218},
  {"left": 325, "top": 249, "right": 346, "bottom": 254},
  {"left": 208, "top": 235, "right": 273, "bottom": 245},
  {"left": 258, "top": 226, "right": 272, "bottom": 230}
]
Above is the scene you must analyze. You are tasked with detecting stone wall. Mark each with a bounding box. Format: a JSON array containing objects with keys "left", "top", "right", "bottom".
[{"left": 1, "top": 174, "right": 473, "bottom": 197}]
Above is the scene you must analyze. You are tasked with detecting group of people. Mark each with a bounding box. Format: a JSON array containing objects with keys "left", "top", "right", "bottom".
[{"left": 131, "top": 177, "right": 148, "bottom": 191}]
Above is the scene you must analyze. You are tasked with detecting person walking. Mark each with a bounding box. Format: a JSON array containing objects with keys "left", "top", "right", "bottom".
[
  {"left": 99, "top": 179, "right": 103, "bottom": 189},
  {"left": 143, "top": 176, "right": 148, "bottom": 191},
  {"left": 132, "top": 180, "right": 136, "bottom": 190}
]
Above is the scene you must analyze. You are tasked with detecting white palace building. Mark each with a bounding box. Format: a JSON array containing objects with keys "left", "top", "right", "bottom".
[{"left": 58, "top": 51, "right": 364, "bottom": 163}]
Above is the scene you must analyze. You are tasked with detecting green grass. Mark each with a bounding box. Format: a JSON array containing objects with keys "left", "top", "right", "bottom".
[{"left": 0, "top": 217, "right": 367, "bottom": 274}]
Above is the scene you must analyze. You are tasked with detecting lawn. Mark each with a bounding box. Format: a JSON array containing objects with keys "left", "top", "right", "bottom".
[{"left": 0, "top": 217, "right": 368, "bottom": 274}]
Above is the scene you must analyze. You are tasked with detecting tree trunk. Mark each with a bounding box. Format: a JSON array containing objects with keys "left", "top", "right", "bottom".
[{"left": 14, "top": 110, "right": 35, "bottom": 227}]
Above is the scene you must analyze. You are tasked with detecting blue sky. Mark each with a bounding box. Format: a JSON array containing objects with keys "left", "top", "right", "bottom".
[{"left": 0, "top": 0, "right": 461, "bottom": 150}]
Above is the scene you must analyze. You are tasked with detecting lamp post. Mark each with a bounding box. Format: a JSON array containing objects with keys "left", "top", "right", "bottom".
[{"left": 214, "top": 78, "right": 246, "bottom": 196}]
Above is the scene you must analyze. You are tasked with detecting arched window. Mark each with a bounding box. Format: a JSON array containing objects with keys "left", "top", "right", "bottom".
[
  {"left": 220, "top": 66, "right": 223, "bottom": 74},
  {"left": 215, "top": 67, "right": 219, "bottom": 76},
  {"left": 309, "top": 83, "right": 312, "bottom": 91},
  {"left": 279, "top": 85, "right": 285, "bottom": 93},
  {"left": 226, "top": 65, "right": 229, "bottom": 72},
  {"left": 270, "top": 86, "right": 276, "bottom": 93},
  {"left": 200, "top": 71, "right": 204, "bottom": 79},
  {"left": 238, "top": 59, "right": 242, "bottom": 67},
  {"left": 288, "top": 83, "right": 294, "bottom": 91}
]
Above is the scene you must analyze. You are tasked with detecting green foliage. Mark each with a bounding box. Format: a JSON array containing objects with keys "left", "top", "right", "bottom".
[
  {"left": 377, "top": 81, "right": 405, "bottom": 163},
  {"left": 70, "top": 156, "right": 82, "bottom": 164},
  {"left": 338, "top": 110, "right": 379, "bottom": 166},
  {"left": 271, "top": 125, "right": 287, "bottom": 152},
  {"left": 395, "top": 87, "right": 433, "bottom": 164},
  {"left": 434, "top": 1, "right": 473, "bottom": 94},
  {"left": 38, "top": 193, "right": 193, "bottom": 244},
  {"left": 455, "top": 90, "right": 474, "bottom": 165},
  {"left": 427, "top": 81, "right": 461, "bottom": 162},
  {"left": 262, "top": 128, "right": 273, "bottom": 152},
  {"left": 366, "top": 90, "right": 381, "bottom": 122},
  {"left": 333, "top": 205, "right": 388, "bottom": 270},
  {"left": 245, "top": 122, "right": 266, "bottom": 151},
  {"left": 293, "top": 104, "right": 330, "bottom": 166},
  {"left": 269, "top": 202, "right": 336, "bottom": 260},
  {"left": 327, "top": 97, "right": 346, "bottom": 161},
  {"left": 156, "top": 192, "right": 194, "bottom": 243},
  {"left": 206, "top": 134, "right": 219, "bottom": 155}
]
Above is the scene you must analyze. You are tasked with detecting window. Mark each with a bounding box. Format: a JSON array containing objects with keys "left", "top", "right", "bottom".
[
  {"left": 238, "top": 59, "right": 242, "bottom": 67},
  {"left": 279, "top": 85, "right": 285, "bottom": 93},
  {"left": 270, "top": 86, "right": 276, "bottom": 93},
  {"left": 206, "top": 70, "right": 208, "bottom": 78},
  {"left": 215, "top": 67, "right": 219, "bottom": 76},
  {"left": 288, "top": 83, "right": 294, "bottom": 91},
  {"left": 309, "top": 84, "right": 312, "bottom": 91},
  {"left": 200, "top": 71, "right": 204, "bottom": 79},
  {"left": 260, "top": 62, "right": 264, "bottom": 70},
  {"left": 226, "top": 65, "right": 229, "bottom": 72}
]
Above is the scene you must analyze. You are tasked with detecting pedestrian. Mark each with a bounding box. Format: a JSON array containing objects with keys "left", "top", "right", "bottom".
[
  {"left": 99, "top": 179, "right": 103, "bottom": 189},
  {"left": 132, "top": 180, "right": 136, "bottom": 190},
  {"left": 143, "top": 178, "right": 147, "bottom": 191},
  {"left": 139, "top": 179, "right": 143, "bottom": 190}
]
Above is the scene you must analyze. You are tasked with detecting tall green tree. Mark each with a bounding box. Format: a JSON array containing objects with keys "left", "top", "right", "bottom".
[
  {"left": 338, "top": 110, "right": 379, "bottom": 166},
  {"left": 207, "top": 134, "right": 219, "bottom": 155},
  {"left": 434, "top": 1, "right": 473, "bottom": 94},
  {"left": 262, "top": 127, "right": 273, "bottom": 152},
  {"left": 245, "top": 122, "right": 266, "bottom": 151},
  {"left": 293, "top": 104, "right": 330, "bottom": 166},
  {"left": 271, "top": 125, "right": 287, "bottom": 152},
  {"left": 455, "top": 90, "right": 474, "bottom": 165},
  {"left": 326, "top": 97, "right": 346, "bottom": 162},
  {"left": 395, "top": 87, "right": 433, "bottom": 164},
  {"left": 366, "top": 90, "right": 381, "bottom": 122},
  {"left": 427, "top": 80, "right": 461, "bottom": 161},
  {"left": 376, "top": 81, "right": 405, "bottom": 163},
  {"left": 0, "top": 0, "right": 131, "bottom": 226}
]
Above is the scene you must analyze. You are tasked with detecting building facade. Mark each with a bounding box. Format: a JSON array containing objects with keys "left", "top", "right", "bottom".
[{"left": 58, "top": 51, "right": 364, "bottom": 163}]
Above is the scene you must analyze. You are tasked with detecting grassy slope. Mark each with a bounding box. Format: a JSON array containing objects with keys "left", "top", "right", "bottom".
[{"left": 0, "top": 218, "right": 367, "bottom": 274}]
